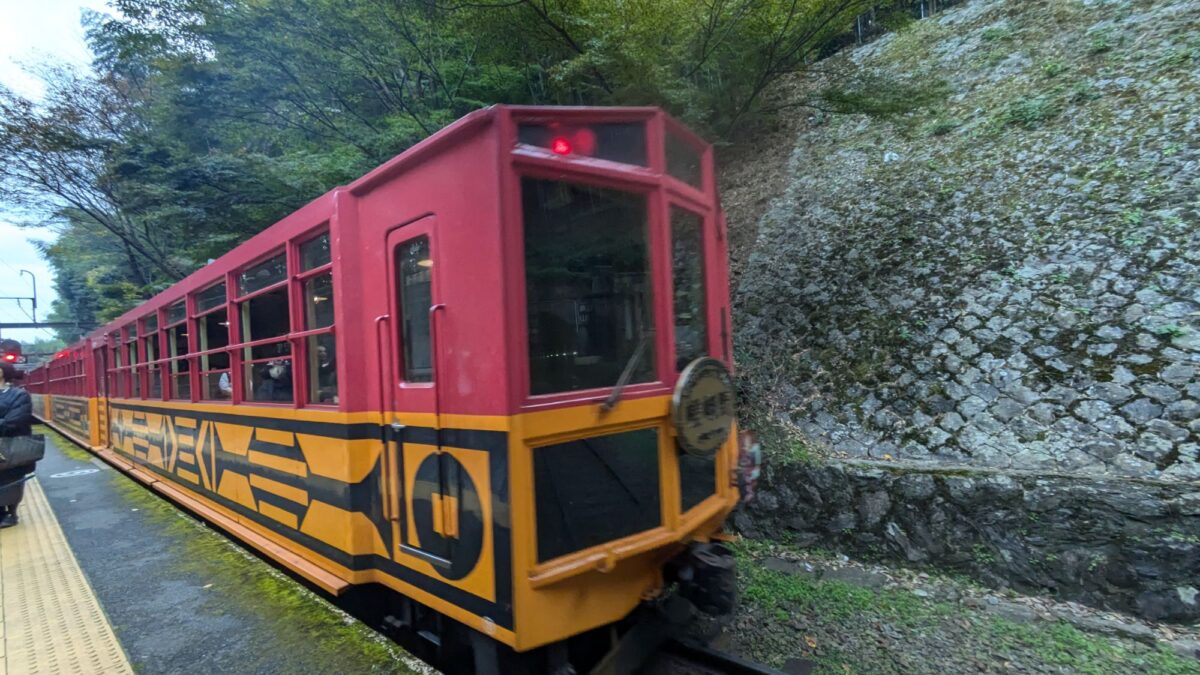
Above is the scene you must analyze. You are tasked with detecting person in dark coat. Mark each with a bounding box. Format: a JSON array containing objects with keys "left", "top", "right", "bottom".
[{"left": 0, "top": 362, "right": 33, "bottom": 528}]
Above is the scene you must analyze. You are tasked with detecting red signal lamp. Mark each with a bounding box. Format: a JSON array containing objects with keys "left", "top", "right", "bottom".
[
  {"left": 2, "top": 354, "right": 14, "bottom": 362},
  {"left": 547, "top": 128, "right": 596, "bottom": 157},
  {"left": 550, "top": 137, "right": 572, "bottom": 155}
]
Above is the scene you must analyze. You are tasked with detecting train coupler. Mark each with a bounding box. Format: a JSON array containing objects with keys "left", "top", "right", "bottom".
[{"left": 671, "top": 541, "right": 737, "bottom": 616}]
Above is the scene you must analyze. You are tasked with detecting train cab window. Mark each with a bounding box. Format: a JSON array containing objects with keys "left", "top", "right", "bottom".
[
  {"left": 522, "top": 178, "right": 654, "bottom": 395},
  {"left": 240, "top": 279, "right": 292, "bottom": 403},
  {"left": 666, "top": 131, "right": 703, "bottom": 189},
  {"left": 166, "top": 300, "right": 190, "bottom": 400},
  {"left": 671, "top": 208, "right": 708, "bottom": 370},
  {"left": 397, "top": 236, "right": 433, "bottom": 383},
  {"left": 143, "top": 314, "right": 161, "bottom": 399}
]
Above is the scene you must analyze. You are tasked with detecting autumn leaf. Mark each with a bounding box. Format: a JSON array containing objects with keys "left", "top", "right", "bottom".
[{"left": 805, "top": 635, "right": 818, "bottom": 649}]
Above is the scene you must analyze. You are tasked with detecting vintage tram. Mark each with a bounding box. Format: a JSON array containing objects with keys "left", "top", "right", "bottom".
[{"left": 27, "top": 105, "right": 745, "bottom": 673}]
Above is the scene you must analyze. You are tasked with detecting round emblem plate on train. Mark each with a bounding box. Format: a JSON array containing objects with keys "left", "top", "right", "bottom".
[{"left": 671, "top": 357, "right": 735, "bottom": 458}]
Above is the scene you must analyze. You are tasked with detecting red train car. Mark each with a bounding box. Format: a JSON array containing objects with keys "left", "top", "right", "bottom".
[{"left": 28, "top": 105, "right": 743, "bottom": 672}]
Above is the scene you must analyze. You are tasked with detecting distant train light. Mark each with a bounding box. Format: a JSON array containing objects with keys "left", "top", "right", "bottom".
[{"left": 550, "top": 137, "right": 572, "bottom": 155}]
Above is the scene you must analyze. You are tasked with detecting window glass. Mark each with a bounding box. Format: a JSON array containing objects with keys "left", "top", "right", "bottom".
[
  {"left": 533, "top": 428, "right": 662, "bottom": 562},
  {"left": 397, "top": 237, "right": 433, "bottom": 383},
  {"left": 666, "top": 131, "right": 703, "bottom": 188},
  {"left": 168, "top": 324, "right": 189, "bottom": 400},
  {"left": 308, "top": 333, "right": 337, "bottom": 404},
  {"left": 172, "top": 368, "right": 191, "bottom": 400},
  {"left": 144, "top": 335, "right": 157, "bottom": 363},
  {"left": 303, "top": 272, "right": 334, "bottom": 329},
  {"left": 202, "top": 372, "right": 231, "bottom": 401},
  {"left": 245, "top": 358, "right": 293, "bottom": 403},
  {"left": 128, "top": 324, "right": 139, "bottom": 338},
  {"left": 671, "top": 208, "right": 708, "bottom": 370},
  {"left": 166, "top": 300, "right": 187, "bottom": 325},
  {"left": 143, "top": 313, "right": 158, "bottom": 334},
  {"left": 300, "top": 232, "right": 331, "bottom": 271},
  {"left": 240, "top": 287, "right": 290, "bottom": 343},
  {"left": 238, "top": 253, "right": 286, "bottom": 296},
  {"left": 522, "top": 178, "right": 654, "bottom": 395},
  {"left": 196, "top": 283, "right": 227, "bottom": 312},
  {"left": 145, "top": 335, "right": 160, "bottom": 398},
  {"left": 198, "top": 310, "right": 230, "bottom": 372},
  {"left": 517, "top": 122, "right": 647, "bottom": 165}
]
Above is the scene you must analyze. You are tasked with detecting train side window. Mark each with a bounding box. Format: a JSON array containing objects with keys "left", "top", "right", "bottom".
[
  {"left": 239, "top": 252, "right": 287, "bottom": 296},
  {"left": 143, "top": 313, "right": 162, "bottom": 399},
  {"left": 239, "top": 269, "right": 292, "bottom": 403},
  {"left": 126, "top": 326, "right": 140, "bottom": 398},
  {"left": 193, "top": 282, "right": 230, "bottom": 400},
  {"left": 300, "top": 232, "right": 331, "bottom": 270},
  {"left": 302, "top": 263, "right": 336, "bottom": 404},
  {"left": 396, "top": 236, "right": 433, "bottom": 383},
  {"left": 109, "top": 332, "right": 121, "bottom": 397},
  {"left": 166, "top": 300, "right": 190, "bottom": 400},
  {"left": 670, "top": 208, "right": 708, "bottom": 370},
  {"left": 196, "top": 308, "right": 230, "bottom": 400},
  {"left": 196, "top": 282, "right": 227, "bottom": 312}
]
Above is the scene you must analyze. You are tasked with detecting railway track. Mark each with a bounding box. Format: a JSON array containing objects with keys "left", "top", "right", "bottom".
[{"left": 645, "top": 639, "right": 810, "bottom": 675}]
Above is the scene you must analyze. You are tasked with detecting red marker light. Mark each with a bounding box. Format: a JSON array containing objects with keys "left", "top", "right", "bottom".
[
  {"left": 2, "top": 354, "right": 14, "bottom": 362},
  {"left": 550, "top": 137, "right": 572, "bottom": 155},
  {"left": 573, "top": 128, "right": 596, "bottom": 156}
]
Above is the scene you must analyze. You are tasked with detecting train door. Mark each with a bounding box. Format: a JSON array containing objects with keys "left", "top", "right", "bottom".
[{"left": 382, "top": 216, "right": 459, "bottom": 567}]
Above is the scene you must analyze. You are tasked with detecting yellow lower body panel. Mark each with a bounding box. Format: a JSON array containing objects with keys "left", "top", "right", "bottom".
[{"left": 0, "top": 479, "right": 133, "bottom": 675}]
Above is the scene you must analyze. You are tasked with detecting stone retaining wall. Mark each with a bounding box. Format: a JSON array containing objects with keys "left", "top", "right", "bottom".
[{"left": 739, "top": 459, "right": 1200, "bottom": 622}]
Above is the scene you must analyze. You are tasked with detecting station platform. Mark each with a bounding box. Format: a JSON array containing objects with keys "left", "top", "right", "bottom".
[{"left": 2, "top": 428, "right": 430, "bottom": 675}]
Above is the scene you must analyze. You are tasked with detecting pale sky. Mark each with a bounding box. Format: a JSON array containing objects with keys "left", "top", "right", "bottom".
[{"left": 0, "top": 0, "right": 111, "bottom": 345}]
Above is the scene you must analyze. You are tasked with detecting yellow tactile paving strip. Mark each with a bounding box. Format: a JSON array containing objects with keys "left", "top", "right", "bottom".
[{"left": 0, "top": 479, "right": 133, "bottom": 675}]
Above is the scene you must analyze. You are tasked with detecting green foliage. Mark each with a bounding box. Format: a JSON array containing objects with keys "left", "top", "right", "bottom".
[
  {"left": 819, "top": 72, "right": 951, "bottom": 116},
  {"left": 3, "top": 0, "right": 886, "bottom": 338},
  {"left": 1039, "top": 60, "right": 1065, "bottom": 78},
  {"left": 1087, "top": 31, "right": 1115, "bottom": 55},
  {"left": 1154, "top": 324, "right": 1188, "bottom": 339},
  {"left": 981, "top": 24, "right": 1014, "bottom": 42},
  {"left": 736, "top": 541, "right": 1200, "bottom": 673},
  {"left": 1000, "top": 94, "right": 1060, "bottom": 128}
]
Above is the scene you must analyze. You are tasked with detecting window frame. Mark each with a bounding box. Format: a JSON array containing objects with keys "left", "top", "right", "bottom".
[
  {"left": 667, "top": 203, "right": 714, "bottom": 372},
  {"left": 296, "top": 230, "right": 337, "bottom": 406},
  {"left": 142, "top": 311, "right": 164, "bottom": 400},
  {"left": 164, "top": 298, "right": 191, "bottom": 401},
  {"left": 124, "top": 324, "right": 140, "bottom": 398},
  {"left": 191, "top": 280, "right": 232, "bottom": 403},
  {"left": 223, "top": 227, "right": 337, "bottom": 409}
]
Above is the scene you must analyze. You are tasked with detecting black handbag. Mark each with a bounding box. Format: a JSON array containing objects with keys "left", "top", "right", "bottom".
[{"left": 0, "top": 435, "right": 45, "bottom": 471}]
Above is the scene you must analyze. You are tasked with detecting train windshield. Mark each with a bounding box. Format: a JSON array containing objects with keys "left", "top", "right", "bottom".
[{"left": 522, "top": 178, "right": 654, "bottom": 395}]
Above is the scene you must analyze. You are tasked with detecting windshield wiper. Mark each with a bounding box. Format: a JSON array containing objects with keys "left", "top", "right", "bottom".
[{"left": 600, "top": 330, "right": 653, "bottom": 413}]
